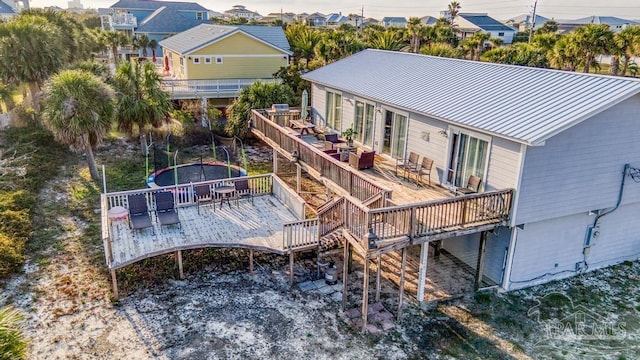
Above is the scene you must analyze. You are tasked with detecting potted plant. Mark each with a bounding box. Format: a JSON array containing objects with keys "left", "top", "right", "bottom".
[{"left": 341, "top": 126, "right": 357, "bottom": 146}]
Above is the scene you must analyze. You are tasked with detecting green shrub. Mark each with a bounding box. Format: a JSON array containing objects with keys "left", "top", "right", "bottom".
[
  {"left": 0, "top": 232, "right": 25, "bottom": 279},
  {"left": 0, "top": 306, "right": 28, "bottom": 360}
]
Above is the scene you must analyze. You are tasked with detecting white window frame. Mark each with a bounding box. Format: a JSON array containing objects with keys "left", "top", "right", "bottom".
[
  {"left": 215, "top": 56, "right": 223, "bottom": 64},
  {"left": 380, "top": 107, "right": 409, "bottom": 159},
  {"left": 196, "top": 12, "right": 204, "bottom": 20},
  {"left": 204, "top": 56, "right": 212, "bottom": 64},
  {"left": 192, "top": 57, "right": 200, "bottom": 64},
  {"left": 325, "top": 90, "right": 342, "bottom": 131},
  {"left": 353, "top": 98, "right": 376, "bottom": 148},
  {"left": 446, "top": 126, "right": 492, "bottom": 189}
]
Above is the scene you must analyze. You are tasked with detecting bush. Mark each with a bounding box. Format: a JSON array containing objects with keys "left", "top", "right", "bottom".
[
  {"left": 0, "top": 232, "right": 25, "bottom": 278},
  {"left": 0, "top": 306, "right": 28, "bottom": 360}
]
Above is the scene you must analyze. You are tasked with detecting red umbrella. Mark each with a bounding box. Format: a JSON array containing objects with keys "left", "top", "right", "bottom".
[
  {"left": 152, "top": 49, "right": 157, "bottom": 63},
  {"left": 164, "top": 56, "right": 170, "bottom": 72}
]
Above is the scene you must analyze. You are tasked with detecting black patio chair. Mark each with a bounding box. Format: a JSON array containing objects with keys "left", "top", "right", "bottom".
[
  {"left": 194, "top": 184, "right": 213, "bottom": 215},
  {"left": 127, "top": 194, "right": 154, "bottom": 234},
  {"left": 154, "top": 191, "right": 181, "bottom": 232},
  {"left": 234, "top": 179, "right": 254, "bottom": 207}
]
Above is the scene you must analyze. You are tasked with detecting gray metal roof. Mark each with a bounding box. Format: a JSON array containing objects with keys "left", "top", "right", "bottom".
[
  {"left": 159, "top": 24, "right": 291, "bottom": 55},
  {"left": 135, "top": 6, "right": 206, "bottom": 33},
  {"left": 459, "top": 13, "right": 516, "bottom": 32},
  {"left": 302, "top": 49, "right": 640, "bottom": 145},
  {"left": 110, "top": 0, "right": 207, "bottom": 12}
]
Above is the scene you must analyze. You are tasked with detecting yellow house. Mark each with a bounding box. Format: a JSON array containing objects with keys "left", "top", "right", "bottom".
[{"left": 159, "top": 24, "right": 291, "bottom": 82}]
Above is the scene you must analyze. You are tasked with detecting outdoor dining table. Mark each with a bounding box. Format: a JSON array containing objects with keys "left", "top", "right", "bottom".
[{"left": 213, "top": 185, "right": 235, "bottom": 209}]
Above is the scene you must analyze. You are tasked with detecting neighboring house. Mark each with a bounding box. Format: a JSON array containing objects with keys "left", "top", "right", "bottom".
[
  {"left": 99, "top": 0, "right": 210, "bottom": 57},
  {"left": 456, "top": 13, "right": 517, "bottom": 43},
  {"left": 223, "top": 5, "right": 260, "bottom": 21},
  {"left": 556, "top": 16, "right": 639, "bottom": 33},
  {"left": 362, "top": 17, "right": 380, "bottom": 27},
  {"left": 382, "top": 17, "right": 407, "bottom": 28},
  {"left": 304, "top": 12, "right": 327, "bottom": 27},
  {"left": 420, "top": 15, "right": 439, "bottom": 26},
  {"left": 325, "top": 13, "right": 349, "bottom": 27},
  {"left": 302, "top": 49, "right": 640, "bottom": 292},
  {"left": 159, "top": 24, "right": 290, "bottom": 104},
  {"left": 258, "top": 12, "right": 296, "bottom": 24},
  {"left": 505, "top": 14, "right": 549, "bottom": 32},
  {"left": 0, "top": 0, "right": 16, "bottom": 19}
]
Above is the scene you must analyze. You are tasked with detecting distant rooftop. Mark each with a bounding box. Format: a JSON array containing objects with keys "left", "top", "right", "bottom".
[
  {"left": 459, "top": 13, "right": 515, "bottom": 32},
  {"left": 109, "top": 0, "right": 208, "bottom": 12}
]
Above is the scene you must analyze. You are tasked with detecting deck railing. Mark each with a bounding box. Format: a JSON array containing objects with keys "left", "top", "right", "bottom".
[
  {"left": 162, "top": 78, "right": 278, "bottom": 98},
  {"left": 272, "top": 175, "right": 306, "bottom": 219},
  {"left": 283, "top": 219, "right": 319, "bottom": 251},
  {"left": 318, "top": 197, "right": 346, "bottom": 237},
  {"left": 330, "top": 189, "right": 513, "bottom": 250},
  {"left": 251, "top": 109, "right": 391, "bottom": 202}
]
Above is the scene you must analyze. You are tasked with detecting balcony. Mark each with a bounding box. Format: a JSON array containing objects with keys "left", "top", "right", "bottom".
[{"left": 161, "top": 78, "right": 279, "bottom": 99}]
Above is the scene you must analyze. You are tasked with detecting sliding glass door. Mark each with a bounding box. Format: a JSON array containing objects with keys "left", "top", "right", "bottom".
[
  {"left": 382, "top": 110, "right": 407, "bottom": 159},
  {"left": 354, "top": 101, "right": 375, "bottom": 146},
  {"left": 326, "top": 91, "right": 341, "bottom": 130},
  {"left": 447, "top": 131, "right": 489, "bottom": 187}
]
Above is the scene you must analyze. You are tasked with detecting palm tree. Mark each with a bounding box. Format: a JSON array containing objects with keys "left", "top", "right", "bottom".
[
  {"left": 471, "top": 32, "right": 491, "bottom": 60},
  {"left": 407, "top": 17, "right": 424, "bottom": 53},
  {"left": 571, "top": 24, "right": 614, "bottom": 73},
  {"left": 134, "top": 33, "right": 150, "bottom": 58},
  {"left": 226, "top": 81, "right": 294, "bottom": 137},
  {"left": 0, "top": 15, "right": 66, "bottom": 108},
  {"left": 113, "top": 60, "right": 172, "bottom": 148},
  {"left": 612, "top": 26, "right": 640, "bottom": 76},
  {"left": 105, "top": 30, "right": 131, "bottom": 65},
  {"left": 420, "top": 42, "right": 464, "bottom": 58},
  {"left": 0, "top": 306, "right": 27, "bottom": 360},
  {"left": 0, "top": 83, "right": 16, "bottom": 112},
  {"left": 42, "top": 70, "right": 115, "bottom": 181},
  {"left": 369, "top": 30, "right": 403, "bottom": 51},
  {"left": 447, "top": 1, "right": 461, "bottom": 26},
  {"left": 285, "top": 24, "right": 322, "bottom": 66},
  {"left": 488, "top": 37, "right": 504, "bottom": 49}
]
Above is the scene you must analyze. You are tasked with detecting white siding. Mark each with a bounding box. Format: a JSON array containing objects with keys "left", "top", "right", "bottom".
[
  {"left": 515, "top": 95, "right": 640, "bottom": 225},
  {"left": 406, "top": 113, "right": 450, "bottom": 184},
  {"left": 485, "top": 137, "right": 521, "bottom": 191},
  {"left": 507, "top": 202, "right": 640, "bottom": 290},
  {"left": 311, "top": 83, "right": 327, "bottom": 128},
  {"left": 441, "top": 228, "right": 510, "bottom": 284}
]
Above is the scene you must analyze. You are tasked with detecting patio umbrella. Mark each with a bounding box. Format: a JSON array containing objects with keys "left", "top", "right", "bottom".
[
  {"left": 164, "top": 56, "right": 170, "bottom": 72},
  {"left": 152, "top": 49, "right": 157, "bottom": 63},
  {"left": 301, "top": 89, "right": 309, "bottom": 120}
]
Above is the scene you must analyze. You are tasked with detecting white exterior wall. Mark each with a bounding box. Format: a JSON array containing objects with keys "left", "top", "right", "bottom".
[
  {"left": 488, "top": 30, "right": 515, "bottom": 44},
  {"left": 515, "top": 95, "right": 640, "bottom": 225},
  {"left": 507, "top": 202, "right": 640, "bottom": 290}
]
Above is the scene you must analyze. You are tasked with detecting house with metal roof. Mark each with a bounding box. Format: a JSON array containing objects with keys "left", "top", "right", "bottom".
[
  {"left": 301, "top": 49, "right": 640, "bottom": 293},
  {"left": 382, "top": 17, "right": 407, "bottom": 28},
  {"left": 99, "top": 0, "right": 210, "bottom": 57},
  {"left": 159, "top": 24, "right": 290, "bottom": 106},
  {"left": 0, "top": 0, "right": 16, "bottom": 19},
  {"left": 556, "top": 16, "right": 639, "bottom": 33},
  {"left": 505, "top": 14, "right": 550, "bottom": 32},
  {"left": 457, "top": 13, "right": 517, "bottom": 44}
]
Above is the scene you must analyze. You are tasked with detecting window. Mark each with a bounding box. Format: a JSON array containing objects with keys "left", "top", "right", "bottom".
[
  {"left": 447, "top": 131, "right": 489, "bottom": 188},
  {"left": 179, "top": 57, "right": 183, "bottom": 65},
  {"left": 354, "top": 101, "right": 375, "bottom": 146},
  {"left": 196, "top": 12, "right": 204, "bottom": 20},
  {"left": 326, "top": 91, "right": 342, "bottom": 130},
  {"left": 215, "top": 56, "right": 223, "bottom": 64},
  {"left": 192, "top": 57, "right": 200, "bottom": 64},
  {"left": 382, "top": 110, "right": 407, "bottom": 159},
  {"left": 204, "top": 56, "right": 212, "bottom": 64},
  {"left": 498, "top": 32, "right": 505, "bottom": 36}
]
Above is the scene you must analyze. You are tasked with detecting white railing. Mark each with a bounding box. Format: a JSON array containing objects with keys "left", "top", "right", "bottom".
[
  {"left": 161, "top": 78, "right": 279, "bottom": 98},
  {"left": 110, "top": 14, "right": 137, "bottom": 27},
  {"left": 272, "top": 175, "right": 306, "bottom": 219}
]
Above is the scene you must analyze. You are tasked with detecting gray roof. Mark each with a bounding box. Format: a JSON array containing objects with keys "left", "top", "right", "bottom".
[
  {"left": 460, "top": 13, "right": 515, "bottom": 32},
  {"left": 420, "top": 16, "right": 439, "bottom": 25},
  {"left": 383, "top": 17, "right": 407, "bottom": 23},
  {"left": 301, "top": 49, "right": 640, "bottom": 145},
  {"left": 564, "top": 16, "right": 639, "bottom": 26},
  {"left": 159, "top": 24, "right": 291, "bottom": 55},
  {"left": 507, "top": 14, "right": 549, "bottom": 25},
  {"left": 0, "top": 1, "right": 15, "bottom": 14},
  {"left": 135, "top": 6, "right": 207, "bottom": 33},
  {"left": 110, "top": 0, "right": 207, "bottom": 12}
]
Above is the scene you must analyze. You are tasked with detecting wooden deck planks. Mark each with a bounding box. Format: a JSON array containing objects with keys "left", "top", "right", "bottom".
[{"left": 107, "top": 195, "right": 298, "bottom": 269}]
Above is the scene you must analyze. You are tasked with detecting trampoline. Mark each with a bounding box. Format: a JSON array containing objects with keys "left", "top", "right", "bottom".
[{"left": 147, "top": 162, "right": 246, "bottom": 188}]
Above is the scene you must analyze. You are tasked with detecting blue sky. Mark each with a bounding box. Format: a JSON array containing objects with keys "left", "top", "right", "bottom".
[{"left": 33, "top": 0, "right": 640, "bottom": 21}]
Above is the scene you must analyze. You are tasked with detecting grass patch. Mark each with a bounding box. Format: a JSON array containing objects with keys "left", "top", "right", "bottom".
[{"left": 0, "top": 306, "right": 27, "bottom": 359}]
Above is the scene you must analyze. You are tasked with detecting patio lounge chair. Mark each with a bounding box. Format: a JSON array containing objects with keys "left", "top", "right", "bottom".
[
  {"left": 418, "top": 156, "right": 434, "bottom": 185},
  {"left": 324, "top": 133, "right": 345, "bottom": 149},
  {"left": 154, "top": 191, "right": 181, "bottom": 232},
  {"left": 457, "top": 175, "right": 482, "bottom": 195},
  {"left": 127, "top": 194, "right": 154, "bottom": 234},
  {"left": 194, "top": 184, "right": 213, "bottom": 215},
  {"left": 234, "top": 179, "right": 254, "bottom": 207},
  {"left": 349, "top": 150, "right": 375, "bottom": 170}
]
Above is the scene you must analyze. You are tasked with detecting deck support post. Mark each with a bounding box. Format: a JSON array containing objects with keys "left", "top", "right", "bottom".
[
  {"left": 417, "top": 242, "right": 429, "bottom": 302},
  {"left": 434, "top": 240, "right": 442, "bottom": 257},
  {"left": 474, "top": 231, "right": 488, "bottom": 291},
  {"left": 296, "top": 164, "right": 302, "bottom": 193},
  {"left": 177, "top": 250, "right": 184, "bottom": 279},
  {"left": 272, "top": 148, "right": 279, "bottom": 174},
  {"left": 110, "top": 268, "right": 118, "bottom": 299},
  {"left": 398, "top": 247, "right": 407, "bottom": 320},
  {"left": 375, "top": 255, "right": 382, "bottom": 302},
  {"left": 342, "top": 240, "right": 349, "bottom": 310},
  {"left": 361, "top": 255, "right": 370, "bottom": 333},
  {"left": 348, "top": 244, "right": 353, "bottom": 273},
  {"left": 249, "top": 249, "right": 254, "bottom": 275},
  {"left": 289, "top": 251, "right": 294, "bottom": 286}
]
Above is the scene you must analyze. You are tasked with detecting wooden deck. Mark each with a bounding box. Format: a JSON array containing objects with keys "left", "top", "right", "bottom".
[{"left": 107, "top": 194, "right": 298, "bottom": 269}]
